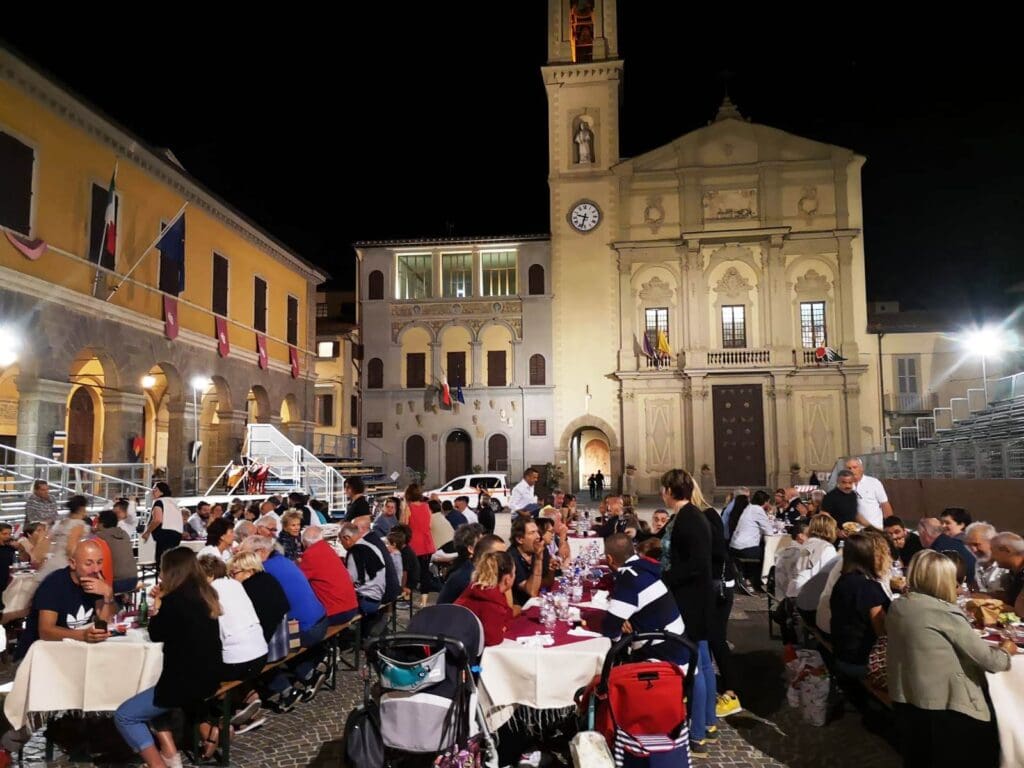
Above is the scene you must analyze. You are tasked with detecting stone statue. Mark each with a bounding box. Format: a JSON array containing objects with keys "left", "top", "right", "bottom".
[{"left": 575, "top": 120, "right": 594, "bottom": 165}]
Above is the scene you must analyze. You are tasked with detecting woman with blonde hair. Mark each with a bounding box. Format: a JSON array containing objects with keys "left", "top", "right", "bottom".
[
  {"left": 788, "top": 514, "right": 840, "bottom": 597},
  {"left": 454, "top": 550, "right": 515, "bottom": 646},
  {"left": 886, "top": 549, "right": 1015, "bottom": 767}
]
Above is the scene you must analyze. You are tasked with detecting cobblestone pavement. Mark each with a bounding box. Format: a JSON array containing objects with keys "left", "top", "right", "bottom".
[{"left": 4, "top": 505, "right": 900, "bottom": 767}]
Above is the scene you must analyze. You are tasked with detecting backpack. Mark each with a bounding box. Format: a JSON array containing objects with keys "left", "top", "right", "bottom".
[{"left": 343, "top": 702, "right": 384, "bottom": 768}]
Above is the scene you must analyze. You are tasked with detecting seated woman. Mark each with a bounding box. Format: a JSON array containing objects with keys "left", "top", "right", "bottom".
[
  {"left": 455, "top": 551, "right": 515, "bottom": 647},
  {"left": 829, "top": 532, "right": 891, "bottom": 678},
  {"left": 198, "top": 517, "right": 235, "bottom": 563},
  {"left": 114, "top": 548, "right": 221, "bottom": 768},
  {"left": 277, "top": 510, "right": 303, "bottom": 562},
  {"left": 788, "top": 514, "right": 839, "bottom": 598},
  {"left": 887, "top": 549, "right": 1016, "bottom": 768},
  {"left": 16, "top": 522, "right": 50, "bottom": 566}
]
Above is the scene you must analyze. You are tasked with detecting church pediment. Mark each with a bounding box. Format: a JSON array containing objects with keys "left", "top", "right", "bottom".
[{"left": 623, "top": 118, "right": 854, "bottom": 174}]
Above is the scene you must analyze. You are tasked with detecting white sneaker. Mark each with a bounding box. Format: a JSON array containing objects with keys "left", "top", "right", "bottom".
[
  {"left": 518, "top": 751, "right": 542, "bottom": 768},
  {"left": 160, "top": 752, "right": 183, "bottom": 768}
]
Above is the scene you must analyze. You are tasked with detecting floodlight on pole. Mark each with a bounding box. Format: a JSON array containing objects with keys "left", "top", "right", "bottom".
[
  {"left": 141, "top": 375, "right": 157, "bottom": 389},
  {"left": 190, "top": 376, "right": 212, "bottom": 491},
  {"left": 0, "top": 326, "right": 21, "bottom": 369},
  {"left": 961, "top": 326, "right": 1009, "bottom": 395}
]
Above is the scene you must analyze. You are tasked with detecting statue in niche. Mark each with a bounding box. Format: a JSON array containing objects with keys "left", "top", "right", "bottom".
[{"left": 575, "top": 120, "right": 594, "bottom": 165}]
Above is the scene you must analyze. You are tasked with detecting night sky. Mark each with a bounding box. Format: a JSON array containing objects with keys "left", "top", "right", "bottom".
[{"left": 4, "top": 8, "right": 1022, "bottom": 315}]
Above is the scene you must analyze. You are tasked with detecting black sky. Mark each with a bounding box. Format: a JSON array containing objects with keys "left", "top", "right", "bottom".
[{"left": 4, "top": 8, "right": 1022, "bottom": 314}]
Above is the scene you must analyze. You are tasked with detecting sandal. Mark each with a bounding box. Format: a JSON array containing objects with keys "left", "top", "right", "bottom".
[{"left": 200, "top": 724, "right": 223, "bottom": 760}]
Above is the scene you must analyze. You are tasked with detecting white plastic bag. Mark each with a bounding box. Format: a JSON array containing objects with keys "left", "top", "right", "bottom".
[{"left": 570, "top": 731, "right": 614, "bottom": 768}]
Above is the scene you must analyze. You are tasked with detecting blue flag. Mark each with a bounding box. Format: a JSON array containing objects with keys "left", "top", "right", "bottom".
[
  {"left": 156, "top": 214, "right": 186, "bottom": 295},
  {"left": 456, "top": 382, "right": 465, "bottom": 404}
]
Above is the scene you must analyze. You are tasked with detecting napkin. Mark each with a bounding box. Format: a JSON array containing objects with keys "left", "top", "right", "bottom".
[
  {"left": 515, "top": 634, "right": 555, "bottom": 647},
  {"left": 523, "top": 597, "right": 544, "bottom": 611},
  {"left": 590, "top": 590, "right": 609, "bottom": 606},
  {"left": 567, "top": 627, "right": 602, "bottom": 639}
]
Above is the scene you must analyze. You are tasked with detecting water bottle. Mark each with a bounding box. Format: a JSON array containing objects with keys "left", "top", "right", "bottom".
[{"left": 138, "top": 591, "right": 149, "bottom": 628}]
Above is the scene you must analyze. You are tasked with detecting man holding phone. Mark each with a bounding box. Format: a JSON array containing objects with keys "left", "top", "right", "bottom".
[{"left": 15, "top": 540, "right": 117, "bottom": 659}]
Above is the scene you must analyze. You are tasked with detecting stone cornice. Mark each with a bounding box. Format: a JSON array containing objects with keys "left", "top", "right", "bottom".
[
  {"left": 541, "top": 61, "right": 624, "bottom": 85},
  {"left": 0, "top": 50, "right": 327, "bottom": 284}
]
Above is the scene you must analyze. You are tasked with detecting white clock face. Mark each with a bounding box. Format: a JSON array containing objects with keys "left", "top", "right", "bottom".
[{"left": 569, "top": 201, "right": 601, "bottom": 233}]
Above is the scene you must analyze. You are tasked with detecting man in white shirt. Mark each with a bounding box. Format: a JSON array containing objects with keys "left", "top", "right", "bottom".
[
  {"left": 509, "top": 468, "right": 540, "bottom": 515},
  {"left": 729, "top": 490, "right": 774, "bottom": 559},
  {"left": 114, "top": 499, "right": 138, "bottom": 537},
  {"left": 845, "top": 457, "right": 892, "bottom": 529},
  {"left": 453, "top": 496, "right": 478, "bottom": 526}
]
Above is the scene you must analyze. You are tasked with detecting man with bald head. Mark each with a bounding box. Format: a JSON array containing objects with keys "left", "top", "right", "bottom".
[
  {"left": 991, "top": 533, "right": 1024, "bottom": 615},
  {"left": 15, "top": 540, "right": 116, "bottom": 659},
  {"left": 917, "top": 516, "right": 977, "bottom": 586}
]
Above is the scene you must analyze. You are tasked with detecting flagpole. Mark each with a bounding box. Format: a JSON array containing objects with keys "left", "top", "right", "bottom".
[
  {"left": 105, "top": 202, "right": 188, "bottom": 301},
  {"left": 91, "top": 162, "right": 118, "bottom": 298}
]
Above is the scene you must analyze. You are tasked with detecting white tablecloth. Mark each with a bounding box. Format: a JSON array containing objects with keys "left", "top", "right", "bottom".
[
  {"left": 179, "top": 540, "right": 206, "bottom": 552},
  {"left": 762, "top": 535, "right": 794, "bottom": 580},
  {"left": 567, "top": 535, "right": 604, "bottom": 562},
  {"left": 987, "top": 653, "right": 1024, "bottom": 767},
  {"left": 4, "top": 635, "right": 163, "bottom": 729},
  {"left": 2, "top": 572, "right": 40, "bottom": 615},
  {"left": 478, "top": 636, "right": 610, "bottom": 729}
]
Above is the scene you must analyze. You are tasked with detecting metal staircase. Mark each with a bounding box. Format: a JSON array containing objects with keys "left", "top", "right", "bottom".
[{"left": 243, "top": 423, "right": 347, "bottom": 510}]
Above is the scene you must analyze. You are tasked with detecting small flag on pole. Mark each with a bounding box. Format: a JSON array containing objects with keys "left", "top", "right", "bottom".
[
  {"left": 156, "top": 214, "right": 186, "bottom": 295},
  {"left": 440, "top": 376, "right": 452, "bottom": 407},
  {"left": 814, "top": 346, "right": 847, "bottom": 364},
  {"left": 101, "top": 167, "right": 117, "bottom": 267},
  {"left": 289, "top": 346, "right": 300, "bottom": 379},
  {"left": 215, "top": 317, "right": 230, "bottom": 357},
  {"left": 641, "top": 332, "right": 656, "bottom": 362},
  {"left": 456, "top": 381, "right": 465, "bottom": 405},
  {"left": 4, "top": 230, "right": 47, "bottom": 261}
]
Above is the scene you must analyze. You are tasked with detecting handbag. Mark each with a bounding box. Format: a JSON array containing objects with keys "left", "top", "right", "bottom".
[{"left": 343, "top": 703, "right": 384, "bottom": 768}]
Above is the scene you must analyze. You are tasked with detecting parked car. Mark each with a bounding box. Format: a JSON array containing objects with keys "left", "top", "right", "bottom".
[{"left": 426, "top": 473, "right": 510, "bottom": 512}]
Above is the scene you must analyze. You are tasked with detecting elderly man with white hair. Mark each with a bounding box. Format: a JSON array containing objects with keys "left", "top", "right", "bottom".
[
  {"left": 990, "top": 533, "right": 1024, "bottom": 616},
  {"left": 339, "top": 523, "right": 387, "bottom": 616},
  {"left": 844, "top": 456, "right": 893, "bottom": 529},
  {"left": 964, "top": 522, "right": 1011, "bottom": 596},
  {"left": 298, "top": 527, "right": 359, "bottom": 627}
]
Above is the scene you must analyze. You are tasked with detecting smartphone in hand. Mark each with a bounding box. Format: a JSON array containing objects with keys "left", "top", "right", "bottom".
[{"left": 94, "top": 618, "right": 108, "bottom": 631}]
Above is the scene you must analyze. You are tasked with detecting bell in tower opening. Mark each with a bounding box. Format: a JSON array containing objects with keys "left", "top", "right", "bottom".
[{"left": 570, "top": 0, "right": 595, "bottom": 62}]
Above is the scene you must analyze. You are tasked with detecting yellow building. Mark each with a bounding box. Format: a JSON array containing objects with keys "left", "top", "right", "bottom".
[{"left": 0, "top": 47, "right": 326, "bottom": 493}]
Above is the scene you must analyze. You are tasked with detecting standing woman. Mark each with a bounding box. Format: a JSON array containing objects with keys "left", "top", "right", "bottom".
[
  {"left": 404, "top": 485, "right": 436, "bottom": 607},
  {"left": 38, "top": 496, "right": 90, "bottom": 579},
  {"left": 114, "top": 547, "right": 222, "bottom": 768},
  {"left": 659, "top": 469, "right": 718, "bottom": 757},
  {"left": 691, "top": 484, "right": 743, "bottom": 719},
  {"left": 141, "top": 483, "right": 184, "bottom": 569},
  {"left": 887, "top": 549, "right": 1015, "bottom": 767}
]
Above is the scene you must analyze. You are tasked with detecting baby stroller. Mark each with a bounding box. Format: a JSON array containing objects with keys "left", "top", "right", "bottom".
[
  {"left": 357, "top": 604, "right": 496, "bottom": 767},
  {"left": 576, "top": 631, "right": 698, "bottom": 767}
]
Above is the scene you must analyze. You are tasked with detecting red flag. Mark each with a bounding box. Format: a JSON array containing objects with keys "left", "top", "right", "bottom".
[
  {"left": 289, "top": 346, "right": 300, "bottom": 379},
  {"left": 215, "top": 317, "right": 230, "bottom": 357},
  {"left": 4, "top": 230, "right": 47, "bottom": 261},
  {"left": 163, "top": 296, "right": 179, "bottom": 340},
  {"left": 101, "top": 168, "right": 117, "bottom": 265},
  {"left": 441, "top": 376, "right": 452, "bottom": 406},
  {"left": 256, "top": 333, "right": 268, "bottom": 370}
]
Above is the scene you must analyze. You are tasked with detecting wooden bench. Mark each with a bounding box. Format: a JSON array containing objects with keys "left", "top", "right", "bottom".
[{"left": 200, "top": 616, "right": 362, "bottom": 765}]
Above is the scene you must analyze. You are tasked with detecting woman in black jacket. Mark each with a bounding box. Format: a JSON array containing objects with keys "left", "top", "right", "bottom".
[
  {"left": 659, "top": 468, "right": 718, "bottom": 757},
  {"left": 114, "top": 547, "right": 222, "bottom": 768}
]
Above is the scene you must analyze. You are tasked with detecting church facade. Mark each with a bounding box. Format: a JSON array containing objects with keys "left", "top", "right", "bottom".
[{"left": 356, "top": 0, "right": 883, "bottom": 495}]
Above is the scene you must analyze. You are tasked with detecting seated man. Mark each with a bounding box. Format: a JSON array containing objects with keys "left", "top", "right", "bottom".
[
  {"left": 299, "top": 526, "right": 359, "bottom": 626},
  {"left": 509, "top": 517, "right": 552, "bottom": 606},
  {"left": 593, "top": 495, "right": 628, "bottom": 538},
  {"left": 884, "top": 516, "right": 922, "bottom": 567},
  {"left": 729, "top": 490, "right": 774, "bottom": 561},
  {"left": 601, "top": 534, "right": 686, "bottom": 663},
  {"left": 185, "top": 501, "right": 211, "bottom": 541},
  {"left": 990, "top": 533, "right": 1024, "bottom": 616},
  {"left": 339, "top": 523, "right": 387, "bottom": 615},
  {"left": 354, "top": 516, "right": 402, "bottom": 605},
  {"left": 15, "top": 540, "right": 115, "bottom": 659},
  {"left": 965, "top": 522, "right": 1011, "bottom": 596},
  {"left": 95, "top": 510, "right": 138, "bottom": 594}
]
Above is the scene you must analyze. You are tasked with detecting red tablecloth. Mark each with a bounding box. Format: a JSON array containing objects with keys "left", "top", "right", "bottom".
[{"left": 504, "top": 604, "right": 608, "bottom": 647}]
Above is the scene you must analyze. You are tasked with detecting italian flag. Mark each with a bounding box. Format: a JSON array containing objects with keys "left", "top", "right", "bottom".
[
  {"left": 441, "top": 376, "right": 452, "bottom": 407},
  {"left": 102, "top": 167, "right": 117, "bottom": 263}
]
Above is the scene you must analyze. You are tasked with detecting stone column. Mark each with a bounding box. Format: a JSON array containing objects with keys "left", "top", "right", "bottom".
[
  {"left": 385, "top": 342, "right": 402, "bottom": 390},
  {"left": 164, "top": 399, "right": 190, "bottom": 495},
  {"left": 836, "top": 236, "right": 861, "bottom": 359},
  {"left": 509, "top": 341, "right": 522, "bottom": 386},
  {"left": 216, "top": 409, "right": 249, "bottom": 468},
  {"left": 15, "top": 376, "right": 73, "bottom": 459},
  {"left": 766, "top": 236, "right": 790, "bottom": 358},
  {"left": 617, "top": 255, "right": 636, "bottom": 371},
  {"left": 429, "top": 342, "right": 443, "bottom": 385},
  {"left": 100, "top": 391, "right": 148, "bottom": 464},
  {"left": 469, "top": 341, "right": 483, "bottom": 387},
  {"left": 620, "top": 389, "right": 639, "bottom": 482}
]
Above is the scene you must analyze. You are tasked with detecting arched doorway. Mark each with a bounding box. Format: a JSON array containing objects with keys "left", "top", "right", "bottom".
[
  {"left": 487, "top": 433, "right": 508, "bottom": 472},
  {"left": 67, "top": 387, "right": 96, "bottom": 463},
  {"left": 405, "top": 435, "right": 426, "bottom": 478},
  {"left": 445, "top": 430, "right": 472, "bottom": 481},
  {"left": 247, "top": 386, "right": 271, "bottom": 425},
  {"left": 571, "top": 427, "right": 611, "bottom": 493}
]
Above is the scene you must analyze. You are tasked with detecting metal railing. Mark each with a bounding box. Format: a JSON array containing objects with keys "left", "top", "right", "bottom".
[
  {"left": 245, "top": 423, "right": 347, "bottom": 509},
  {"left": 886, "top": 392, "right": 939, "bottom": 413},
  {"left": 312, "top": 433, "right": 359, "bottom": 458},
  {"left": 0, "top": 444, "right": 152, "bottom": 518},
  {"left": 863, "top": 438, "right": 1024, "bottom": 481}
]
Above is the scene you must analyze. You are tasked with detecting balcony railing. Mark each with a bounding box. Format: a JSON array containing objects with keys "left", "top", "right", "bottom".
[{"left": 706, "top": 348, "right": 771, "bottom": 367}]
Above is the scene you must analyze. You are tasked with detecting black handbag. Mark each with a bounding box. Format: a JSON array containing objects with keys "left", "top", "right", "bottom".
[{"left": 343, "top": 703, "right": 384, "bottom": 768}]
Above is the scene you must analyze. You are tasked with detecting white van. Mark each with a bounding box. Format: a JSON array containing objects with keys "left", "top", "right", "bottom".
[{"left": 426, "top": 473, "right": 510, "bottom": 512}]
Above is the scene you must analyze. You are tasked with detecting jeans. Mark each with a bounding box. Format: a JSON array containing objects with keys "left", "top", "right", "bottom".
[
  {"left": 268, "top": 616, "right": 328, "bottom": 694},
  {"left": 114, "top": 686, "right": 169, "bottom": 753},
  {"left": 690, "top": 640, "right": 718, "bottom": 743},
  {"left": 328, "top": 608, "right": 359, "bottom": 626}
]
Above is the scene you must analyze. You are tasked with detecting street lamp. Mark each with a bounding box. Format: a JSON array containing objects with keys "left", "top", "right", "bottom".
[
  {"left": 0, "top": 326, "right": 20, "bottom": 369},
  {"left": 191, "top": 375, "right": 211, "bottom": 492},
  {"left": 962, "top": 326, "right": 1009, "bottom": 396},
  {"left": 141, "top": 374, "right": 157, "bottom": 390}
]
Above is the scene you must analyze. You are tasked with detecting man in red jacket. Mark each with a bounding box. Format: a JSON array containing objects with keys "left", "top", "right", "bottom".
[{"left": 298, "top": 527, "right": 359, "bottom": 626}]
